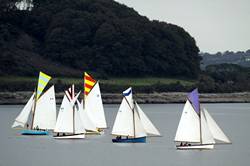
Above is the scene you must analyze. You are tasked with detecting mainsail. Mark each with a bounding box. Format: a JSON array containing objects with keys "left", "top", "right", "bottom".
[
  {"left": 174, "top": 100, "right": 200, "bottom": 143},
  {"left": 85, "top": 81, "right": 107, "bottom": 129},
  {"left": 33, "top": 85, "right": 56, "bottom": 130}
]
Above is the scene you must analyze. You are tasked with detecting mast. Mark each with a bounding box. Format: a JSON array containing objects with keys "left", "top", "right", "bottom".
[
  {"left": 132, "top": 101, "right": 136, "bottom": 138},
  {"left": 31, "top": 89, "right": 37, "bottom": 130},
  {"left": 199, "top": 104, "right": 202, "bottom": 144},
  {"left": 73, "top": 104, "right": 75, "bottom": 134},
  {"left": 123, "top": 95, "right": 135, "bottom": 138}
]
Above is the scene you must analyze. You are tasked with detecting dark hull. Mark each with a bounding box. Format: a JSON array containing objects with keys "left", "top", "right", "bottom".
[{"left": 112, "top": 137, "right": 146, "bottom": 143}]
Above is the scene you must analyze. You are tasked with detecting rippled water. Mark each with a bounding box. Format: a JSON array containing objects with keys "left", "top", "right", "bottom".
[{"left": 0, "top": 103, "right": 249, "bottom": 166}]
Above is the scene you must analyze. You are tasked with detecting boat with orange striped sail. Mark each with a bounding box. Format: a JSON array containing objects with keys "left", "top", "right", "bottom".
[
  {"left": 78, "top": 72, "right": 107, "bottom": 134},
  {"left": 12, "top": 72, "right": 56, "bottom": 135}
]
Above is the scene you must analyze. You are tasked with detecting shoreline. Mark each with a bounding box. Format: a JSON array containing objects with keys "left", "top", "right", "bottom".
[{"left": 1, "top": 91, "right": 250, "bottom": 104}]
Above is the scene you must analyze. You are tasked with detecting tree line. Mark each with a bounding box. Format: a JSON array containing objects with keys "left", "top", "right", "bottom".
[{"left": 0, "top": 0, "right": 200, "bottom": 78}]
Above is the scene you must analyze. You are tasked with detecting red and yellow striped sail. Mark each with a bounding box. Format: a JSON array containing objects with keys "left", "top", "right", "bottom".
[{"left": 84, "top": 72, "right": 96, "bottom": 96}]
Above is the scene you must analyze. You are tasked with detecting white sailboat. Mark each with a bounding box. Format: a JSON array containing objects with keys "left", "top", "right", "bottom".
[
  {"left": 174, "top": 89, "right": 231, "bottom": 150},
  {"left": 112, "top": 87, "right": 160, "bottom": 143},
  {"left": 53, "top": 85, "right": 86, "bottom": 139},
  {"left": 77, "top": 100, "right": 99, "bottom": 134},
  {"left": 83, "top": 72, "right": 107, "bottom": 134},
  {"left": 12, "top": 72, "right": 56, "bottom": 135}
]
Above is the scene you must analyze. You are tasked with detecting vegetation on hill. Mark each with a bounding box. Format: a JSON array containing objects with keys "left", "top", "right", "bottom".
[
  {"left": 200, "top": 50, "right": 250, "bottom": 69},
  {"left": 199, "top": 64, "right": 250, "bottom": 93},
  {"left": 0, "top": 0, "right": 200, "bottom": 78}
]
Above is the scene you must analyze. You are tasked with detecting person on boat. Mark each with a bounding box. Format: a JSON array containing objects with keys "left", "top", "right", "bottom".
[
  {"left": 57, "top": 133, "right": 59, "bottom": 136},
  {"left": 26, "top": 124, "right": 29, "bottom": 129},
  {"left": 116, "top": 136, "right": 121, "bottom": 140},
  {"left": 180, "top": 142, "right": 183, "bottom": 146},
  {"left": 63, "top": 133, "right": 66, "bottom": 136}
]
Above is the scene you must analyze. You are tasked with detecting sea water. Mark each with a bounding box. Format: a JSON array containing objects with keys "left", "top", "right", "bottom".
[{"left": 0, "top": 103, "right": 249, "bottom": 166}]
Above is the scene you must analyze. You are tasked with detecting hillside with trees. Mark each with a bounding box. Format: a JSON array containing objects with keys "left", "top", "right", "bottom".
[
  {"left": 0, "top": 0, "right": 200, "bottom": 78},
  {"left": 200, "top": 50, "right": 250, "bottom": 69}
]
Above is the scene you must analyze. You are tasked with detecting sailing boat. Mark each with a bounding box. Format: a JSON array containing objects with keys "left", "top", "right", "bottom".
[
  {"left": 53, "top": 85, "right": 86, "bottom": 139},
  {"left": 81, "top": 72, "right": 107, "bottom": 134},
  {"left": 76, "top": 100, "right": 99, "bottom": 134},
  {"left": 12, "top": 72, "right": 56, "bottom": 135},
  {"left": 174, "top": 89, "right": 231, "bottom": 150},
  {"left": 112, "top": 87, "right": 160, "bottom": 143}
]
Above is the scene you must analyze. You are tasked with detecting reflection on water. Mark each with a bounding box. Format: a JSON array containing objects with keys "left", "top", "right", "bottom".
[{"left": 0, "top": 103, "right": 250, "bottom": 166}]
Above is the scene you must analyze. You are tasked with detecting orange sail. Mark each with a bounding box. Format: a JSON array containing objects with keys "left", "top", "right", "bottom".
[{"left": 84, "top": 72, "right": 96, "bottom": 96}]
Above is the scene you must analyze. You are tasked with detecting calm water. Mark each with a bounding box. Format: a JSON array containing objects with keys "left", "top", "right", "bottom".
[{"left": 0, "top": 103, "right": 250, "bottom": 166}]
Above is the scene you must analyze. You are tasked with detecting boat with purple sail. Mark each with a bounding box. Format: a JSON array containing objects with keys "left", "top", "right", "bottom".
[
  {"left": 174, "top": 88, "right": 231, "bottom": 150},
  {"left": 111, "top": 87, "right": 160, "bottom": 143}
]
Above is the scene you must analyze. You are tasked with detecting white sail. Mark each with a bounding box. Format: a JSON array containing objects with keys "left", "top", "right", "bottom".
[
  {"left": 85, "top": 82, "right": 107, "bottom": 129},
  {"left": 112, "top": 97, "right": 134, "bottom": 136},
  {"left": 135, "top": 102, "right": 161, "bottom": 136},
  {"left": 77, "top": 100, "right": 97, "bottom": 132},
  {"left": 54, "top": 95, "right": 74, "bottom": 133},
  {"left": 112, "top": 88, "right": 146, "bottom": 138},
  {"left": 174, "top": 100, "right": 200, "bottom": 143},
  {"left": 33, "top": 85, "right": 57, "bottom": 130},
  {"left": 133, "top": 106, "right": 147, "bottom": 138},
  {"left": 200, "top": 109, "right": 215, "bottom": 144},
  {"left": 74, "top": 107, "right": 86, "bottom": 134},
  {"left": 12, "top": 93, "right": 35, "bottom": 128},
  {"left": 203, "top": 108, "right": 231, "bottom": 143},
  {"left": 54, "top": 92, "right": 82, "bottom": 133}
]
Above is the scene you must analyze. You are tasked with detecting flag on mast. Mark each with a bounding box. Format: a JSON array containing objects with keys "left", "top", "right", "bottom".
[
  {"left": 84, "top": 72, "right": 96, "bottom": 96},
  {"left": 36, "top": 71, "right": 51, "bottom": 99}
]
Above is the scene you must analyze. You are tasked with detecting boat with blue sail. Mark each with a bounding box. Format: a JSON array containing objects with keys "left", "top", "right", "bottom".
[
  {"left": 12, "top": 72, "right": 56, "bottom": 135},
  {"left": 112, "top": 87, "right": 160, "bottom": 143}
]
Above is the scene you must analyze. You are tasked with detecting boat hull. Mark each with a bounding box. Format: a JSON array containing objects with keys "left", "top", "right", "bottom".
[
  {"left": 21, "top": 130, "right": 49, "bottom": 135},
  {"left": 85, "top": 131, "right": 102, "bottom": 135},
  {"left": 53, "top": 134, "right": 85, "bottom": 139},
  {"left": 176, "top": 144, "right": 214, "bottom": 150},
  {"left": 112, "top": 137, "right": 146, "bottom": 143}
]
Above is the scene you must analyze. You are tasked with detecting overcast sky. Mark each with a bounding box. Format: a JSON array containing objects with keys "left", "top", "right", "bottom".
[{"left": 115, "top": 0, "right": 250, "bottom": 53}]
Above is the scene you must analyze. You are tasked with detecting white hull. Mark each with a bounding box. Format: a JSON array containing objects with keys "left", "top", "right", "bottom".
[
  {"left": 53, "top": 134, "right": 85, "bottom": 139},
  {"left": 177, "top": 144, "right": 214, "bottom": 150}
]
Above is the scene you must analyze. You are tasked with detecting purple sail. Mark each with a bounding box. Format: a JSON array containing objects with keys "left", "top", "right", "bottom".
[{"left": 188, "top": 88, "right": 200, "bottom": 114}]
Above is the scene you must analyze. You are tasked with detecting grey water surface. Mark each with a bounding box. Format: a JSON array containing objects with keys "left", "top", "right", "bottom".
[{"left": 0, "top": 103, "right": 249, "bottom": 166}]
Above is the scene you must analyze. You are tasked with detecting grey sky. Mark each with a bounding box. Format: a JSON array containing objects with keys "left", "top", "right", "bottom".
[{"left": 115, "top": 0, "right": 250, "bottom": 53}]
